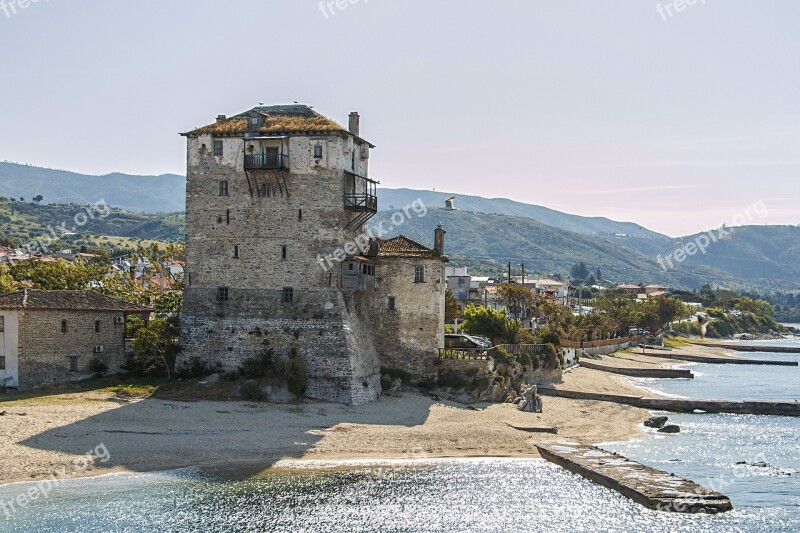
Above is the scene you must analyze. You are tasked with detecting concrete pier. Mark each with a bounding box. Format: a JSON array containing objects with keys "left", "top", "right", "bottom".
[
  {"left": 537, "top": 442, "right": 733, "bottom": 513},
  {"left": 689, "top": 342, "right": 800, "bottom": 354},
  {"left": 580, "top": 360, "right": 694, "bottom": 379},
  {"left": 646, "top": 352, "right": 798, "bottom": 366},
  {"left": 538, "top": 388, "right": 800, "bottom": 416}
]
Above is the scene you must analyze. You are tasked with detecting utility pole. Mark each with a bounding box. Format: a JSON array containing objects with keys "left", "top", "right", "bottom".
[
  {"left": 508, "top": 262, "right": 512, "bottom": 284},
  {"left": 521, "top": 263, "right": 525, "bottom": 286}
]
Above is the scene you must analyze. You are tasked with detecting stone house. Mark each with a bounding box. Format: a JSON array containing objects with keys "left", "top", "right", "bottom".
[
  {"left": 180, "top": 104, "right": 446, "bottom": 405},
  {"left": 0, "top": 289, "right": 150, "bottom": 389}
]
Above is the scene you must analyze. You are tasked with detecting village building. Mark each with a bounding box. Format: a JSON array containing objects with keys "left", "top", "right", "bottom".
[
  {"left": 180, "top": 104, "right": 446, "bottom": 405},
  {"left": 0, "top": 289, "right": 150, "bottom": 389}
]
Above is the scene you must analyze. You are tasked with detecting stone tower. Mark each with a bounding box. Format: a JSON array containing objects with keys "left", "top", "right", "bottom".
[{"left": 180, "top": 104, "right": 382, "bottom": 404}]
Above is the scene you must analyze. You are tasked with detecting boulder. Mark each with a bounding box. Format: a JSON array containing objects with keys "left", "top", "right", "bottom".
[
  {"left": 658, "top": 424, "right": 681, "bottom": 434},
  {"left": 388, "top": 379, "right": 402, "bottom": 396},
  {"left": 644, "top": 416, "right": 669, "bottom": 429}
]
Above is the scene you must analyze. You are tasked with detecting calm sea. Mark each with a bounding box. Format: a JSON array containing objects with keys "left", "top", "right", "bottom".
[{"left": 1, "top": 334, "right": 799, "bottom": 532}]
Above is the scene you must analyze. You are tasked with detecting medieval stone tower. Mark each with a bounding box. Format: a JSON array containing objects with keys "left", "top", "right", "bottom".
[{"left": 180, "top": 104, "right": 383, "bottom": 404}]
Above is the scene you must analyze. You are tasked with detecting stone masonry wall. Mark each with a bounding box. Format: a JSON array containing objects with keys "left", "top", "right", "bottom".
[
  {"left": 16, "top": 310, "right": 127, "bottom": 389},
  {"left": 363, "top": 256, "right": 446, "bottom": 381},
  {"left": 181, "top": 131, "right": 381, "bottom": 404}
]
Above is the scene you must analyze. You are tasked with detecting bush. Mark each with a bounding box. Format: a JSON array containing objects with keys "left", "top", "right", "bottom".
[
  {"left": 542, "top": 343, "right": 562, "bottom": 370},
  {"left": 88, "top": 357, "right": 109, "bottom": 377},
  {"left": 123, "top": 352, "right": 166, "bottom": 378},
  {"left": 274, "top": 356, "right": 308, "bottom": 396},
  {"left": 240, "top": 350, "right": 273, "bottom": 380},
  {"left": 240, "top": 380, "right": 266, "bottom": 401},
  {"left": 492, "top": 346, "right": 514, "bottom": 367},
  {"left": 416, "top": 377, "right": 437, "bottom": 390},
  {"left": 179, "top": 356, "right": 214, "bottom": 379},
  {"left": 438, "top": 369, "right": 469, "bottom": 390}
]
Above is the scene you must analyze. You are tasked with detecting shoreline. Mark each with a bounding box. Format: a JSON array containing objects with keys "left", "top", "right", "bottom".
[{"left": 0, "top": 342, "right": 736, "bottom": 487}]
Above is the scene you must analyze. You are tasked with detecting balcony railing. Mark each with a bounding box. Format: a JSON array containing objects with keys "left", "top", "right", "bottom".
[
  {"left": 344, "top": 194, "right": 378, "bottom": 212},
  {"left": 244, "top": 153, "right": 286, "bottom": 170}
]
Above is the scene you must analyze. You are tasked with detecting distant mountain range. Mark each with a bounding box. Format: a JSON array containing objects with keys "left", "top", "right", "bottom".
[
  {"left": 0, "top": 162, "right": 185, "bottom": 213},
  {"left": 0, "top": 162, "right": 797, "bottom": 290},
  {"left": 378, "top": 188, "right": 666, "bottom": 239}
]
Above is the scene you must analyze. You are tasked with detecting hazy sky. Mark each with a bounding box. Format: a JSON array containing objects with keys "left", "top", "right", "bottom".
[{"left": 1, "top": 0, "right": 798, "bottom": 236}]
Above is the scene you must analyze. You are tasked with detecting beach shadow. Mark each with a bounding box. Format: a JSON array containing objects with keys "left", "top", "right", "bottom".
[{"left": 11, "top": 391, "right": 447, "bottom": 483}]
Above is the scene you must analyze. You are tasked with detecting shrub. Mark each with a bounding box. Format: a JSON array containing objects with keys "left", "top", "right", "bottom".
[
  {"left": 240, "top": 350, "right": 273, "bottom": 380},
  {"left": 88, "top": 357, "right": 109, "bottom": 377},
  {"left": 274, "top": 356, "right": 308, "bottom": 396},
  {"left": 179, "top": 356, "right": 214, "bottom": 379},
  {"left": 240, "top": 380, "right": 266, "bottom": 401},
  {"left": 542, "top": 343, "right": 562, "bottom": 370},
  {"left": 438, "top": 369, "right": 469, "bottom": 390},
  {"left": 416, "top": 377, "right": 437, "bottom": 391},
  {"left": 492, "top": 346, "right": 514, "bottom": 367}
]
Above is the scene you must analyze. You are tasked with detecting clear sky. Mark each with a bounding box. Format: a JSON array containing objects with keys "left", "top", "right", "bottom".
[{"left": 1, "top": 0, "right": 797, "bottom": 236}]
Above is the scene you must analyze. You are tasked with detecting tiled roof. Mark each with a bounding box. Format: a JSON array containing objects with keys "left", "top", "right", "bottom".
[
  {"left": 377, "top": 236, "right": 439, "bottom": 258},
  {"left": 184, "top": 104, "right": 348, "bottom": 137},
  {"left": 0, "top": 290, "right": 150, "bottom": 312}
]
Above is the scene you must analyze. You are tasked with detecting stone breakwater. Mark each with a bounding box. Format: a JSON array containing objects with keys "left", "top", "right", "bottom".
[
  {"left": 538, "top": 388, "right": 800, "bottom": 416},
  {"left": 537, "top": 442, "right": 733, "bottom": 514}
]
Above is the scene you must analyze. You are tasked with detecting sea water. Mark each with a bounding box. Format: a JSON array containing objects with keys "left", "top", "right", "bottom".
[{"left": 1, "top": 338, "right": 799, "bottom": 532}]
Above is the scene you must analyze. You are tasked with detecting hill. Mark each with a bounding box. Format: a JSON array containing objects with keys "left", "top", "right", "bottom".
[
  {"left": 0, "top": 162, "right": 185, "bottom": 213},
  {"left": 372, "top": 209, "right": 742, "bottom": 289},
  {"left": 378, "top": 188, "right": 666, "bottom": 239},
  {"left": 0, "top": 199, "right": 184, "bottom": 254}
]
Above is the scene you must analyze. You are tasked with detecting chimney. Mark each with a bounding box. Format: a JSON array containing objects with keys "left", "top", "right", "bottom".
[
  {"left": 216, "top": 114, "right": 227, "bottom": 123},
  {"left": 348, "top": 112, "right": 360, "bottom": 136},
  {"left": 434, "top": 224, "right": 446, "bottom": 256}
]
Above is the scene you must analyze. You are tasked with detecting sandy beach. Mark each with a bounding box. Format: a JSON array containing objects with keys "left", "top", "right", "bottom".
[{"left": 0, "top": 342, "right": 730, "bottom": 485}]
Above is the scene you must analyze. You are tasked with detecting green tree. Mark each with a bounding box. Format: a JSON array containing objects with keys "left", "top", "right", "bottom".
[
  {"left": 444, "top": 289, "right": 462, "bottom": 324},
  {"left": 131, "top": 317, "right": 181, "bottom": 379},
  {"left": 734, "top": 297, "right": 773, "bottom": 317},
  {"left": 461, "top": 304, "right": 508, "bottom": 344},
  {"left": 496, "top": 283, "right": 534, "bottom": 319},
  {"left": 32, "top": 195, "right": 44, "bottom": 205},
  {"left": 570, "top": 262, "right": 590, "bottom": 281}
]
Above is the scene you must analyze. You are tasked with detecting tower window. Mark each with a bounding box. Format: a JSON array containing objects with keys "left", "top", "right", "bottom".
[
  {"left": 281, "top": 246, "right": 287, "bottom": 260},
  {"left": 219, "top": 181, "right": 229, "bottom": 196},
  {"left": 0, "top": 356, "right": 5, "bottom": 370},
  {"left": 61, "top": 319, "right": 68, "bottom": 333},
  {"left": 217, "top": 287, "right": 229, "bottom": 302},
  {"left": 95, "top": 320, "right": 101, "bottom": 333},
  {"left": 68, "top": 356, "right": 79, "bottom": 372},
  {"left": 226, "top": 209, "right": 230, "bottom": 224},
  {"left": 314, "top": 145, "right": 323, "bottom": 158},
  {"left": 0, "top": 316, "right": 4, "bottom": 332},
  {"left": 414, "top": 265, "right": 425, "bottom": 283},
  {"left": 213, "top": 140, "right": 224, "bottom": 157},
  {"left": 260, "top": 183, "right": 270, "bottom": 197},
  {"left": 298, "top": 209, "right": 302, "bottom": 221},
  {"left": 282, "top": 287, "right": 294, "bottom": 303},
  {"left": 388, "top": 296, "right": 396, "bottom": 311},
  {"left": 234, "top": 245, "right": 240, "bottom": 259}
]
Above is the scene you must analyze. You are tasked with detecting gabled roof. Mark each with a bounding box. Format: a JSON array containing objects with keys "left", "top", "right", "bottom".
[
  {"left": 0, "top": 290, "right": 150, "bottom": 312},
  {"left": 377, "top": 236, "right": 440, "bottom": 258},
  {"left": 182, "top": 104, "right": 375, "bottom": 146}
]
